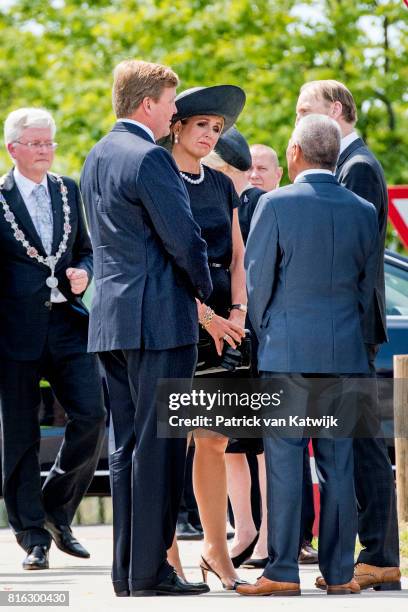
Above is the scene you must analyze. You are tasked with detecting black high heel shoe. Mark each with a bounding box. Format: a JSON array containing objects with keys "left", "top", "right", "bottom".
[
  {"left": 200, "top": 555, "right": 249, "bottom": 591},
  {"left": 242, "top": 557, "right": 268, "bottom": 569},
  {"left": 230, "top": 533, "right": 259, "bottom": 568}
]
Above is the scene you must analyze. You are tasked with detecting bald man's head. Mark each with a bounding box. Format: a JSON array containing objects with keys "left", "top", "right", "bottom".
[{"left": 248, "top": 144, "right": 283, "bottom": 191}]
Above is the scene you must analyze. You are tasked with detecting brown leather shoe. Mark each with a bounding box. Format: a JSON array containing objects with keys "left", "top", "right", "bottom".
[
  {"left": 315, "top": 575, "right": 327, "bottom": 590},
  {"left": 316, "top": 564, "right": 402, "bottom": 591},
  {"left": 327, "top": 579, "right": 360, "bottom": 595},
  {"left": 298, "top": 540, "right": 318, "bottom": 564},
  {"left": 236, "top": 576, "right": 300, "bottom": 596},
  {"left": 354, "top": 563, "right": 401, "bottom": 591}
]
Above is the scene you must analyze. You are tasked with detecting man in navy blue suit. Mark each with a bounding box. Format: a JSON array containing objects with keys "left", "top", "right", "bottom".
[
  {"left": 0, "top": 108, "right": 106, "bottom": 571},
  {"left": 80, "top": 60, "right": 212, "bottom": 597},
  {"left": 297, "top": 80, "right": 400, "bottom": 592},
  {"left": 237, "top": 114, "right": 379, "bottom": 596}
]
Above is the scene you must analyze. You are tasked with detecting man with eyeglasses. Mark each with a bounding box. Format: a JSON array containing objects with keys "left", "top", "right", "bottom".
[{"left": 0, "top": 108, "right": 106, "bottom": 570}]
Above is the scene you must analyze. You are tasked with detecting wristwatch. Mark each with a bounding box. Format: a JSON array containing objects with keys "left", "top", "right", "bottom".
[{"left": 230, "top": 303, "right": 248, "bottom": 313}]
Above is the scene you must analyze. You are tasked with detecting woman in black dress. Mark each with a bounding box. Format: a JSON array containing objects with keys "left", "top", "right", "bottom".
[
  {"left": 205, "top": 128, "right": 268, "bottom": 568},
  {"left": 167, "top": 86, "right": 248, "bottom": 590}
]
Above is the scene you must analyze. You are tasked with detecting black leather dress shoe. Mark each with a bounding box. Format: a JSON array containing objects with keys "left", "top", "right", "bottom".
[
  {"left": 45, "top": 522, "right": 90, "bottom": 558},
  {"left": 23, "top": 545, "right": 49, "bottom": 570},
  {"left": 131, "top": 571, "right": 210, "bottom": 596},
  {"left": 242, "top": 557, "right": 268, "bottom": 569},
  {"left": 115, "top": 590, "right": 130, "bottom": 597},
  {"left": 176, "top": 520, "right": 203, "bottom": 540},
  {"left": 298, "top": 540, "right": 318, "bottom": 564}
]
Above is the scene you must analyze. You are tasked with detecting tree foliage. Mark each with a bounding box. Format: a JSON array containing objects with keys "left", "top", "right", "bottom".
[{"left": 0, "top": 0, "right": 407, "bottom": 248}]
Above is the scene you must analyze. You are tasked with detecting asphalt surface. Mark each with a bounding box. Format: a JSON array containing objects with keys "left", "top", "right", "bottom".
[{"left": 0, "top": 525, "right": 407, "bottom": 611}]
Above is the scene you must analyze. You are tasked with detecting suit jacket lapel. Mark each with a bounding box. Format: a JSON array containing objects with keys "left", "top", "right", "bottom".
[
  {"left": 47, "top": 173, "right": 63, "bottom": 254},
  {"left": 336, "top": 137, "right": 365, "bottom": 172},
  {"left": 1, "top": 170, "right": 47, "bottom": 256}
]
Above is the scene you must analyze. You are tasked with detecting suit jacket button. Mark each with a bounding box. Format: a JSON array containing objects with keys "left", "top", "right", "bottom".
[{"left": 44, "top": 300, "right": 52, "bottom": 309}]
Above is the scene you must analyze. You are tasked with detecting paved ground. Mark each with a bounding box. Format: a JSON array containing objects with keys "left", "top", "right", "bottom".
[{"left": 0, "top": 525, "right": 407, "bottom": 611}]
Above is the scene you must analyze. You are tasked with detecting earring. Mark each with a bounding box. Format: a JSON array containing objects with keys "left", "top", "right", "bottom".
[{"left": 174, "top": 133, "right": 179, "bottom": 144}]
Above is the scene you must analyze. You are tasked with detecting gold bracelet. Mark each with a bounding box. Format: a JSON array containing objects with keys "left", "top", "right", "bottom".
[
  {"left": 200, "top": 306, "right": 214, "bottom": 329},
  {"left": 199, "top": 306, "right": 215, "bottom": 330}
]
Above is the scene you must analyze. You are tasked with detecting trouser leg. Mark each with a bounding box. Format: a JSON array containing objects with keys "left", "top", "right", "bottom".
[
  {"left": 42, "top": 350, "right": 106, "bottom": 526},
  {"left": 100, "top": 345, "right": 196, "bottom": 593},
  {"left": 126, "top": 346, "right": 195, "bottom": 591},
  {"left": 354, "top": 436, "right": 399, "bottom": 566},
  {"left": 98, "top": 350, "right": 135, "bottom": 594},
  {"left": 262, "top": 433, "right": 305, "bottom": 583},
  {"left": 313, "top": 438, "right": 357, "bottom": 584},
  {"left": 0, "top": 358, "right": 51, "bottom": 551},
  {"left": 354, "top": 343, "right": 399, "bottom": 567}
]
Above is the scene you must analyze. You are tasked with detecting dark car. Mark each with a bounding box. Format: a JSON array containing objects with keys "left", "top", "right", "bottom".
[
  {"left": 375, "top": 250, "right": 408, "bottom": 456},
  {"left": 0, "top": 249, "right": 407, "bottom": 497},
  {"left": 376, "top": 249, "right": 408, "bottom": 372}
]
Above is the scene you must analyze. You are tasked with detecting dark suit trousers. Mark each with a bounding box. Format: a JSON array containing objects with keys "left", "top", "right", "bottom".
[
  {"left": 354, "top": 344, "right": 399, "bottom": 567},
  {"left": 261, "top": 373, "right": 357, "bottom": 585},
  {"left": 98, "top": 345, "right": 196, "bottom": 593},
  {"left": 0, "top": 304, "right": 106, "bottom": 551}
]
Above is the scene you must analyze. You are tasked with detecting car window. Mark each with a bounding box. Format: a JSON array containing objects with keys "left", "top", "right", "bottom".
[{"left": 385, "top": 262, "right": 408, "bottom": 316}]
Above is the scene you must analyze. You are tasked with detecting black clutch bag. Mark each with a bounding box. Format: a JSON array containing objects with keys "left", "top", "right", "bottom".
[{"left": 195, "top": 329, "right": 252, "bottom": 376}]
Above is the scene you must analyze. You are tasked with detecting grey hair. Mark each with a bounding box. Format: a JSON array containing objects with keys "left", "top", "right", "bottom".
[
  {"left": 4, "top": 108, "right": 56, "bottom": 145},
  {"left": 291, "top": 114, "right": 341, "bottom": 170}
]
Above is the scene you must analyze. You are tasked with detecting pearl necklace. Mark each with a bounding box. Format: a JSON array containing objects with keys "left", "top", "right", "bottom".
[
  {"left": 0, "top": 173, "right": 72, "bottom": 289},
  {"left": 180, "top": 163, "right": 205, "bottom": 185}
]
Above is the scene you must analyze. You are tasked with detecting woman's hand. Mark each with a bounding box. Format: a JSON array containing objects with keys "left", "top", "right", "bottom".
[
  {"left": 228, "top": 308, "right": 246, "bottom": 328},
  {"left": 205, "top": 313, "right": 245, "bottom": 356}
]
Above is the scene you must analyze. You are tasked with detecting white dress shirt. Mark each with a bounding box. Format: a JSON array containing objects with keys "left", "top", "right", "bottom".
[
  {"left": 339, "top": 131, "right": 359, "bottom": 156},
  {"left": 14, "top": 167, "right": 50, "bottom": 212},
  {"left": 13, "top": 167, "right": 66, "bottom": 302},
  {"left": 294, "top": 169, "right": 334, "bottom": 183},
  {"left": 117, "top": 118, "right": 155, "bottom": 142}
]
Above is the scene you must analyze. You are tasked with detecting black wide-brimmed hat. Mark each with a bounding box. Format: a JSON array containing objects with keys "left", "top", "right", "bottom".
[
  {"left": 172, "top": 85, "right": 246, "bottom": 132},
  {"left": 215, "top": 125, "right": 252, "bottom": 171}
]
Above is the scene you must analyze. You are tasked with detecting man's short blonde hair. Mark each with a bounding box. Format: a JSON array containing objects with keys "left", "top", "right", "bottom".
[
  {"left": 300, "top": 80, "right": 357, "bottom": 124},
  {"left": 112, "top": 59, "right": 179, "bottom": 118}
]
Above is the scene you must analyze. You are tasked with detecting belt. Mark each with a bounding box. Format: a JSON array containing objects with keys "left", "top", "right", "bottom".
[{"left": 44, "top": 300, "right": 69, "bottom": 310}]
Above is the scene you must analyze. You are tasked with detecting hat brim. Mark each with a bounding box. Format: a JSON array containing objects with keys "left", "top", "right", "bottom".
[
  {"left": 172, "top": 85, "right": 246, "bottom": 133},
  {"left": 215, "top": 126, "right": 252, "bottom": 171}
]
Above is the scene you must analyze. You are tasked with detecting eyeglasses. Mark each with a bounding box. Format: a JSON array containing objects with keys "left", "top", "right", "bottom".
[{"left": 14, "top": 141, "right": 58, "bottom": 150}]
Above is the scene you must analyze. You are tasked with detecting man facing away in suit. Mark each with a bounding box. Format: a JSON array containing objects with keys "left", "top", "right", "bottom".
[
  {"left": 80, "top": 60, "right": 213, "bottom": 597},
  {"left": 237, "top": 114, "right": 379, "bottom": 596},
  {"left": 0, "top": 108, "right": 106, "bottom": 571},
  {"left": 296, "top": 80, "right": 400, "bottom": 592},
  {"left": 210, "top": 128, "right": 318, "bottom": 566}
]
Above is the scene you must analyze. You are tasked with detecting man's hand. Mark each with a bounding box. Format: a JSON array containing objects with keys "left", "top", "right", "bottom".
[{"left": 66, "top": 268, "right": 88, "bottom": 295}]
